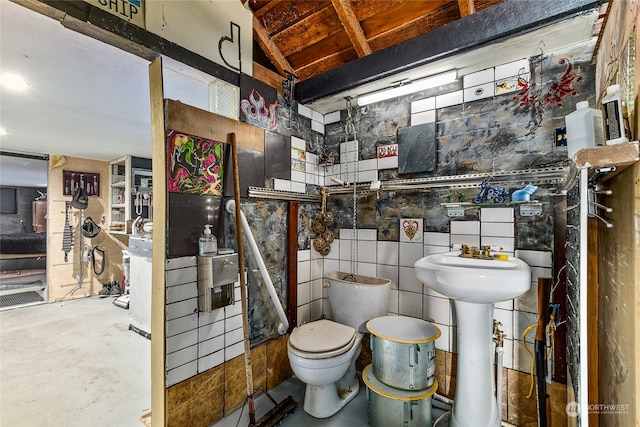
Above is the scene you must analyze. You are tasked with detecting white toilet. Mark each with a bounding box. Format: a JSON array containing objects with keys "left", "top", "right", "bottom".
[{"left": 287, "top": 271, "right": 391, "bottom": 418}]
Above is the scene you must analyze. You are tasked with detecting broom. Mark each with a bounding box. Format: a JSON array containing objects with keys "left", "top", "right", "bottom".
[{"left": 229, "top": 133, "right": 297, "bottom": 427}]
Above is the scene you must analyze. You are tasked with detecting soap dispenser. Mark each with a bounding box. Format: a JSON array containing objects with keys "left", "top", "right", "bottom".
[{"left": 198, "top": 224, "right": 218, "bottom": 256}]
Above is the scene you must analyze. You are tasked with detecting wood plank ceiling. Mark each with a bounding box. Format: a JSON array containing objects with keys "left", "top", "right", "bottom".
[{"left": 246, "top": 0, "right": 504, "bottom": 83}]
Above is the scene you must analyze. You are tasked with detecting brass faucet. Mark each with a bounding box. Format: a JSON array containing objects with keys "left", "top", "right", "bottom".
[{"left": 483, "top": 245, "right": 491, "bottom": 257}]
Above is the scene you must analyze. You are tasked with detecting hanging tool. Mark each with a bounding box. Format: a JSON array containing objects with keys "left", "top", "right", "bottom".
[
  {"left": 62, "top": 201, "right": 73, "bottom": 262},
  {"left": 535, "top": 277, "right": 553, "bottom": 427},
  {"left": 229, "top": 133, "right": 296, "bottom": 427}
]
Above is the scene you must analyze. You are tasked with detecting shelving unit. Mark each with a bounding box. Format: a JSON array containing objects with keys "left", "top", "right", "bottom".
[{"left": 109, "top": 155, "right": 153, "bottom": 234}]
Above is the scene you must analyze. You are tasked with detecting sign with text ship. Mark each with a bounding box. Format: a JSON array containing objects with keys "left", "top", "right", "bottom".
[{"left": 86, "top": 0, "right": 145, "bottom": 28}]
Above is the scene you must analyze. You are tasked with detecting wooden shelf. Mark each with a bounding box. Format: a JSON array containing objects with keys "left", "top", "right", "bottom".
[{"left": 574, "top": 141, "right": 640, "bottom": 182}]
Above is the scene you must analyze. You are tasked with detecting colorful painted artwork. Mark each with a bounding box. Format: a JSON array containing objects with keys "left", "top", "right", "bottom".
[
  {"left": 377, "top": 144, "right": 398, "bottom": 159},
  {"left": 240, "top": 74, "right": 278, "bottom": 131},
  {"left": 167, "top": 130, "right": 224, "bottom": 195},
  {"left": 400, "top": 218, "right": 423, "bottom": 242}
]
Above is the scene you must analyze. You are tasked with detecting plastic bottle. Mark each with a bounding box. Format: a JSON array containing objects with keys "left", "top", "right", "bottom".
[
  {"left": 601, "top": 84, "right": 629, "bottom": 145},
  {"left": 565, "top": 100, "right": 604, "bottom": 159},
  {"left": 198, "top": 225, "right": 218, "bottom": 256}
]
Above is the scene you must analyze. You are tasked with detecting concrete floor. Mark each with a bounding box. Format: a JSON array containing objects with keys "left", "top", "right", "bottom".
[
  {"left": 0, "top": 296, "right": 150, "bottom": 427},
  {"left": 211, "top": 374, "right": 451, "bottom": 427}
]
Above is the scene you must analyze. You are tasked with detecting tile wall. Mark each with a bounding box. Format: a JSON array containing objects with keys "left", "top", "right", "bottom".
[
  {"left": 165, "top": 256, "right": 245, "bottom": 387},
  {"left": 296, "top": 206, "right": 553, "bottom": 375}
]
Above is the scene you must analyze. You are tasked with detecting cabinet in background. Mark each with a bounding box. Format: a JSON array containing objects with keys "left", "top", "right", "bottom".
[{"left": 109, "top": 156, "right": 151, "bottom": 233}]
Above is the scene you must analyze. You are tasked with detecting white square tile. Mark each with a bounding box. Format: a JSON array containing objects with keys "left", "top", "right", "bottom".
[
  {"left": 297, "top": 304, "right": 310, "bottom": 326},
  {"left": 480, "top": 236, "right": 514, "bottom": 253},
  {"left": 359, "top": 158, "right": 378, "bottom": 171},
  {"left": 435, "top": 90, "right": 463, "bottom": 108},
  {"left": 399, "top": 242, "right": 424, "bottom": 267},
  {"left": 515, "top": 250, "right": 552, "bottom": 267},
  {"left": 346, "top": 140, "right": 359, "bottom": 152},
  {"left": 166, "top": 256, "right": 197, "bottom": 271},
  {"left": 290, "top": 170, "right": 305, "bottom": 184},
  {"left": 298, "top": 104, "right": 313, "bottom": 119},
  {"left": 166, "top": 266, "right": 198, "bottom": 287},
  {"left": 312, "top": 109, "right": 323, "bottom": 123},
  {"left": 377, "top": 241, "right": 399, "bottom": 265},
  {"left": 324, "top": 111, "right": 340, "bottom": 124},
  {"left": 305, "top": 173, "right": 319, "bottom": 185},
  {"left": 433, "top": 323, "right": 449, "bottom": 352},
  {"left": 167, "top": 298, "right": 198, "bottom": 321},
  {"left": 530, "top": 266, "right": 553, "bottom": 284},
  {"left": 225, "top": 342, "right": 245, "bottom": 361},
  {"left": 480, "top": 207, "right": 514, "bottom": 222},
  {"left": 297, "top": 260, "right": 311, "bottom": 284},
  {"left": 411, "top": 97, "right": 436, "bottom": 114},
  {"left": 388, "top": 289, "right": 399, "bottom": 314},
  {"left": 357, "top": 262, "right": 377, "bottom": 277},
  {"left": 495, "top": 299, "right": 514, "bottom": 310},
  {"left": 297, "top": 281, "right": 311, "bottom": 305},
  {"left": 167, "top": 313, "right": 198, "bottom": 337},
  {"left": 424, "top": 232, "right": 450, "bottom": 247},
  {"left": 272, "top": 178, "right": 291, "bottom": 192},
  {"left": 339, "top": 229, "right": 355, "bottom": 240},
  {"left": 310, "top": 259, "right": 324, "bottom": 281},
  {"left": 377, "top": 265, "right": 399, "bottom": 289},
  {"left": 424, "top": 245, "right": 450, "bottom": 256},
  {"left": 399, "top": 291, "right": 423, "bottom": 318},
  {"left": 514, "top": 281, "right": 538, "bottom": 314},
  {"left": 398, "top": 266, "right": 423, "bottom": 293},
  {"left": 198, "top": 319, "right": 225, "bottom": 341},
  {"left": 310, "top": 279, "right": 323, "bottom": 301},
  {"left": 198, "top": 308, "right": 225, "bottom": 327},
  {"left": 424, "top": 286, "right": 448, "bottom": 299},
  {"left": 167, "top": 282, "right": 198, "bottom": 304},
  {"left": 166, "top": 361, "right": 198, "bottom": 387},
  {"left": 166, "top": 345, "right": 198, "bottom": 370},
  {"left": 481, "top": 222, "right": 514, "bottom": 237},
  {"left": 463, "top": 68, "right": 495, "bottom": 88},
  {"left": 306, "top": 152, "right": 318, "bottom": 165},
  {"left": 450, "top": 220, "right": 480, "bottom": 235},
  {"left": 197, "top": 335, "right": 225, "bottom": 358},
  {"left": 290, "top": 181, "right": 306, "bottom": 194},
  {"left": 400, "top": 218, "right": 423, "bottom": 242},
  {"left": 310, "top": 299, "right": 323, "bottom": 321},
  {"left": 225, "top": 314, "right": 243, "bottom": 332},
  {"left": 311, "top": 120, "right": 325, "bottom": 134},
  {"left": 225, "top": 327, "right": 244, "bottom": 347},
  {"left": 357, "top": 169, "right": 378, "bottom": 183},
  {"left": 324, "top": 258, "right": 339, "bottom": 273},
  {"left": 377, "top": 156, "right": 398, "bottom": 170},
  {"left": 198, "top": 350, "right": 224, "bottom": 372},
  {"left": 464, "top": 82, "right": 495, "bottom": 102},
  {"left": 411, "top": 110, "right": 436, "bottom": 126},
  {"left": 291, "top": 136, "right": 307, "bottom": 151},
  {"left": 298, "top": 249, "right": 311, "bottom": 262},
  {"left": 339, "top": 261, "right": 352, "bottom": 273},
  {"left": 358, "top": 229, "right": 377, "bottom": 241},
  {"left": 357, "top": 240, "right": 377, "bottom": 264},
  {"left": 339, "top": 239, "right": 352, "bottom": 260},
  {"left": 423, "top": 295, "right": 450, "bottom": 325},
  {"left": 225, "top": 301, "right": 242, "bottom": 317},
  {"left": 495, "top": 58, "right": 529, "bottom": 81},
  {"left": 513, "top": 339, "right": 534, "bottom": 373},
  {"left": 166, "top": 329, "right": 199, "bottom": 355},
  {"left": 450, "top": 234, "right": 480, "bottom": 247}
]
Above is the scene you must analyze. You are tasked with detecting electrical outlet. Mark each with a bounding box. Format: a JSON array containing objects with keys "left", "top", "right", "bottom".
[{"left": 447, "top": 207, "right": 465, "bottom": 217}]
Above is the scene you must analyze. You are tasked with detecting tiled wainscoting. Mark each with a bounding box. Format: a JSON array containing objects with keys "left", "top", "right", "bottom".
[{"left": 164, "top": 257, "right": 293, "bottom": 427}]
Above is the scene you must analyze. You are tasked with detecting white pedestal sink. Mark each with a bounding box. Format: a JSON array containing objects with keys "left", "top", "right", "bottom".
[{"left": 415, "top": 251, "right": 531, "bottom": 427}]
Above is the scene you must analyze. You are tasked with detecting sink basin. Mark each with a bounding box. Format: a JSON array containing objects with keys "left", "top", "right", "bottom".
[{"left": 415, "top": 251, "right": 531, "bottom": 303}]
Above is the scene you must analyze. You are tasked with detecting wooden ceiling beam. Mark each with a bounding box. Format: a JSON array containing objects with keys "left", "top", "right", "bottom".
[
  {"left": 331, "top": 0, "right": 372, "bottom": 57},
  {"left": 252, "top": 15, "right": 295, "bottom": 76},
  {"left": 458, "top": 0, "right": 476, "bottom": 17}
]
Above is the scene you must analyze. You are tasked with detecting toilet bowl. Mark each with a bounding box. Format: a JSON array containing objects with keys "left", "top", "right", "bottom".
[
  {"left": 287, "top": 319, "right": 363, "bottom": 418},
  {"left": 287, "top": 271, "right": 392, "bottom": 418}
]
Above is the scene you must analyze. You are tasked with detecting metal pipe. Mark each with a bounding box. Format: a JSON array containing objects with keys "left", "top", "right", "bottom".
[
  {"left": 496, "top": 347, "right": 504, "bottom": 423},
  {"left": 225, "top": 199, "right": 289, "bottom": 335}
]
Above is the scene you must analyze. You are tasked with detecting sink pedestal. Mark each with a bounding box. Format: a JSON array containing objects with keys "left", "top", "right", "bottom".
[{"left": 450, "top": 300, "right": 500, "bottom": 427}]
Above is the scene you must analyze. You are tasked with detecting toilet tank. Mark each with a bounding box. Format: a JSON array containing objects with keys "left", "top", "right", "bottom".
[{"left": 324, "top": 271, "right": 392, "bottom": 332}]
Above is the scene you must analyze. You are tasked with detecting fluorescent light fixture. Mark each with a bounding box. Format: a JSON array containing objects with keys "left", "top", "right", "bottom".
[
  {"left": 1, "top": 74, "right": 29, "bottom": 90},
  {"left": 357, "top": 70, "right": 457, "bottom": 106}
]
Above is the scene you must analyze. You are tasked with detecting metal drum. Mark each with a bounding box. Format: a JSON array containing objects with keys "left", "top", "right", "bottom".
[
  {"left": 366, "top": 315, "right": 440, "bottom": 390},
  {"left": 363, "top": 364, "right": 436, "bottom": 427}
]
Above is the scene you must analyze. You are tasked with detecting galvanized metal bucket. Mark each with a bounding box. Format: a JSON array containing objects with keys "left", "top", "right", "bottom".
[
  {"left": 367, "top": 315, "right": 441, "bottom": 391},
  {"left": 363, "top": 364, "right": 437, "bottom": 427}
]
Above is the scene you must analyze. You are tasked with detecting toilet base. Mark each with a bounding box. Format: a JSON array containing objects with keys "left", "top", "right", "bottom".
[{"left": 302, "top": 374, "right": 360, "bottom": 418}]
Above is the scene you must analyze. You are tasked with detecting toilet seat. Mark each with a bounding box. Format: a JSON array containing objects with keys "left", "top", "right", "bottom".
[{"left": 289, "top": 319, "right": 357, "bottom": 359}]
